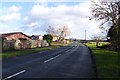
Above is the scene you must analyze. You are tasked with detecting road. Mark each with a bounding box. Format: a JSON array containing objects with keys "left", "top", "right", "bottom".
[{"left": 2, "top": 42, "right": 97, "bottom": 79}]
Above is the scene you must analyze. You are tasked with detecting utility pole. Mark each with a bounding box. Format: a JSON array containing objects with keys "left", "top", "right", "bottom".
[{"left": 85, "top": 29, "right": 86, "bottom": 42}]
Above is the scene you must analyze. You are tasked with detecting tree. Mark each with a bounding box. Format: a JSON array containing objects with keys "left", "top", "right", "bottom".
[
  {"left": 92, "top": 34, "right": 103, "bottom": 47},
  {"left": 90, "top": 1, "right": 120, "bottom": 50},
  {"left": 43, "top": 34, "right": 53, "bottom": 46},
  {"left": 57, "top": 26, "right": 71, "bottom": 41},
  {"left": 46, "top": 25, "right": 71, "bottom": 42},
  {"left": 46, "top": 26, "right": 56, "bottom": 35}
]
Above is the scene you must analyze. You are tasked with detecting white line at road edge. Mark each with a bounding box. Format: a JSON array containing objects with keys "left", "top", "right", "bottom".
[
  {"left": 44, "top": 54, "right": 61, "bottom": 63},
  {"left": 2, "top": 70, "right": 26, "bottom": 80}
]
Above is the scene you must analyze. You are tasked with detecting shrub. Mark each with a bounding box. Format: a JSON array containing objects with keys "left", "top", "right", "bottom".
[{"left": 43, "top": 34, "right": 53, "bottom": 46}]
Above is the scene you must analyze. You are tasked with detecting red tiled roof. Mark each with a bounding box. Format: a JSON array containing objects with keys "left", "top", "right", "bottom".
[{"left": 1, "top": 32, "right": 31, "bottom": 39}]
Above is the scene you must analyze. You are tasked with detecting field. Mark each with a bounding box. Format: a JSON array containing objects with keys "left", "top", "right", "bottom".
[{"left": 86, "top": 42, "right": 120, "bottom": 78}]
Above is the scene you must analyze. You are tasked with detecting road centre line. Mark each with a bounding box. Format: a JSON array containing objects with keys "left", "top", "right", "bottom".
[
  {"left": 65, "top": 49, "right": 71, "bottom": 52},
  {"left": 2, "top": 70, "right": 26, "bottom": 80},
  {"left": 68, "top": 46, "right": 79, "bottom": 54},
  {"left": 2, "top": 46, "right": 75, "bottom": 79},
  {"left": 44, "top": 54, "right": 61, "bottom": 63},
  {"left": 44, "top": 47, "right": 72, "bottom": 63},
  {"left": 65, "top": 46, "right": 77, "bottom": 53},
  {"left": 4, "top": 47, "right": 71, "bottom": 71}
]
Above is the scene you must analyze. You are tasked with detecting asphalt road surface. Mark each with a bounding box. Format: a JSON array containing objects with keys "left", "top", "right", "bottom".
[{"left": 2, "top": 42, "right": 97, "bottom": 79}]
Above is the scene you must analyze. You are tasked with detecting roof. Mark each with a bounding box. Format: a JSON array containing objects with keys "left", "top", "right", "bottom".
[
  {"left": 31, "top": 35, "right": 42, "bottom": 37},
  {"left": 1, "top": 32, "right": 31, "bottom": 39},
  {"left": 31, "top": 35, "right": 43, "bottom": 40}
]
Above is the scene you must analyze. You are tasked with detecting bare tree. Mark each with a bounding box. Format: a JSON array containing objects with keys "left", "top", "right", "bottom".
[
  {"left": 57, "top": 26, "right": 71, "bottom": 41},
  {"left": 90, "top": 1, "right": 118, "bottom": 26},
  {"left": 92, "top": 34, "right": 103, "bottom": 47},
  {"left": 46, "top": 25, "right": 71, "bottom": 42},
  {"left": 46, "top": 26, "right": 56, "bottom": 35},
  {"left": 90, "top": 1, "right": 120, "bottom": 50}
]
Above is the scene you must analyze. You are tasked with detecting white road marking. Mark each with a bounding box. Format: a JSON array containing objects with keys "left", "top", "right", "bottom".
[
  {"left": 67, "top": 46, "right": 79, "bottom": 55},
  {"left": 73, "top": 46, "right": 75, "bottom": 48},
  {"left": 44, "top": 47, "right": 75, "bottom": 63},
  {"left": 2, "top": 70, "right": 26, "bottom": 80},
  {"left": 44, "top": 54, "right": 61, "bottom": 63},
  {"left": 65, "top": 49, "right": 71, "bottom": 52}
]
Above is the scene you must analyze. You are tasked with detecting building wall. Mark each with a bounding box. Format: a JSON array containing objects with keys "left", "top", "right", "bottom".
[
  {"left": 5, "top": 33, "right": 31, "bottom": 40},
  {"left": 38, "top": 36, "right": 43, "bottom": 40},
  {"left": 53, "top": 36, "right": 59, "bottom": 41}
]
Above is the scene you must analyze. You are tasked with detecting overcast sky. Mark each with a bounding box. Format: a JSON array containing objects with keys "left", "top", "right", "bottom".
[{"left": 0, "top": 0, "right": 103, "bottom": 39}]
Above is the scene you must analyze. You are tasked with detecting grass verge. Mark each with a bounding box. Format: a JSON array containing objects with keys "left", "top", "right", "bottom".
[
  {"left": 85, "top": 42, "right": 120, "bottom": 78},
  {"left": 1, "top": 45, "right": 60, "bottom": 59}
]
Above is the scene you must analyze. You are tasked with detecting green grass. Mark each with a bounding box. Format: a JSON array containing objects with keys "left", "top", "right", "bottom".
[
  {"left": 86, "top": 42, "right": 120, "bottom": 78},
  {"left": 87, "top": 42, "right": 110, "bottom": 47},
  {"left": 1, "top": 45, "right": 60, "bottom": 59}
]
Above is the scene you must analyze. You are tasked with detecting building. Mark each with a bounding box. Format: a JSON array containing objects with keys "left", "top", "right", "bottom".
[
  {"left": 1, "top": 32, "right": 31, "bottom": 40},
  {"left": 62, "top": 39, "right": 70, "bottom": 44},
  {"left": 31, "top": 35, "right": 43, "bottom": 48},
  {"left": 1, "top": 32, "right": 32, "bottom": 50},
  {"left": 31, "top": 35, "right": 43, "bottom": 40},
  {"left": 51, "top": 34, "right": 59, "bottom": 41},
  {"left": 52, "top": 35, "right": 59, "bottom": 41},
  {"left": 1, "top": 32, "right": 49, "bottom": 51}
]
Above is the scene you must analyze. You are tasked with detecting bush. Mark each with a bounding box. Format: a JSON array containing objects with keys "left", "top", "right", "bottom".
[
  {"left": 43, "top": 34, "right": 53, "bottom": 46},
  {"left": 3, "top": 39, "right": 16, "bottom": 51}
]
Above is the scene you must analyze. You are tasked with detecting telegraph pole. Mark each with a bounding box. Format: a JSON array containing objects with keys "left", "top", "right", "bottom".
[{"left": 85, "top": 29, "right": 86, "bottom": 42}]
